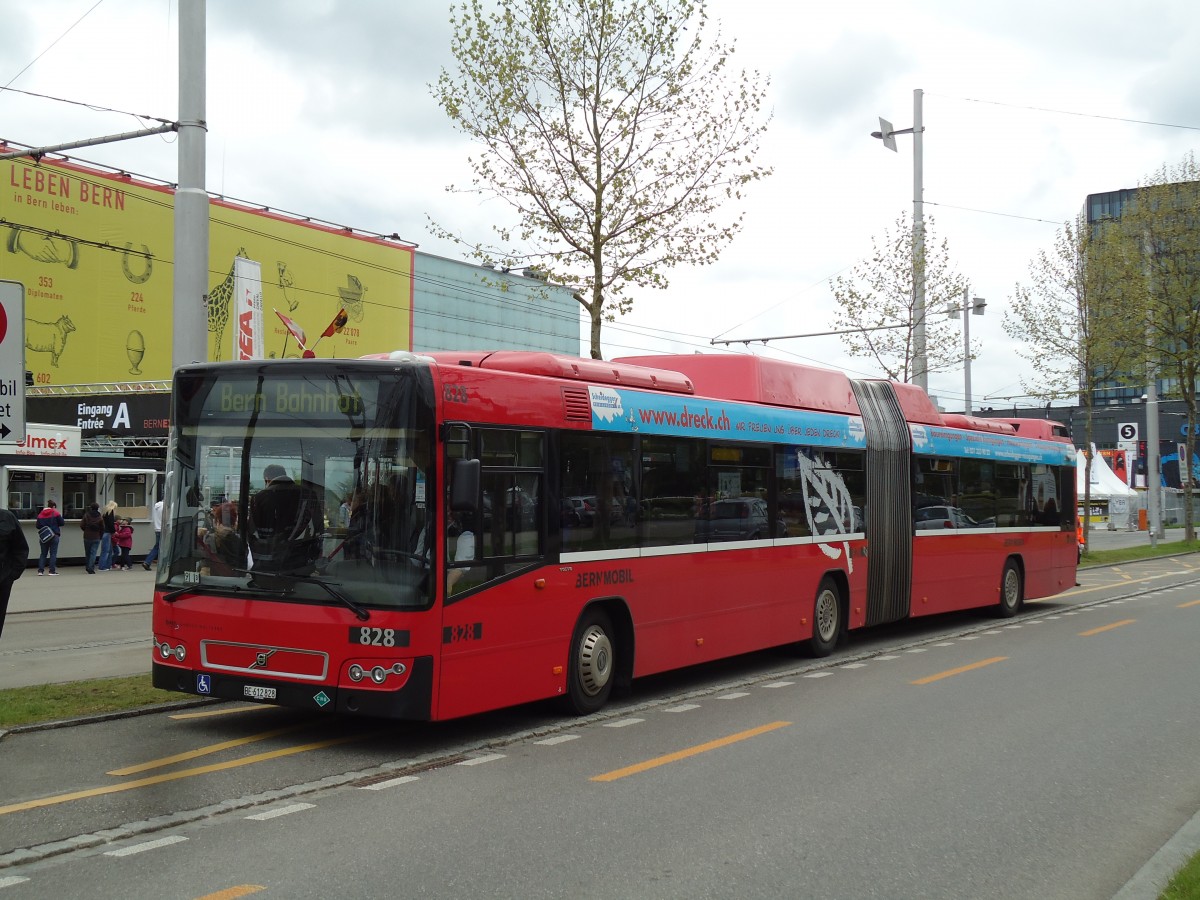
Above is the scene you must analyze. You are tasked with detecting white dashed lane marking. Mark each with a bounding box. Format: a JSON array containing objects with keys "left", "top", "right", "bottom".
[
  {"left": 457, "top": 753, "right": 506, "bottom": 766},
  {"left": 246, "top": 803, "right": 315, "bottom": 820},
  {"left": 104, "top": 835, "right": 188, "bottom": 856},
  {"left": 360, "top": 776, "right": 420, "bottom": 791}
]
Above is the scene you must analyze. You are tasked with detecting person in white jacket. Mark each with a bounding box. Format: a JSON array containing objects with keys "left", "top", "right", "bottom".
[{"left": 142, "top": 498, "right": 164, "bottom": 570}]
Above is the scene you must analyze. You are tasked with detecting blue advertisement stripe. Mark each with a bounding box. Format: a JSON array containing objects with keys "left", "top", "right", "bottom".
[
  {"left": 588, "top": 385, "right": 865, "bottom": 449},
  {"left": 587, "top": 385, "right": 1075, "bottom": 465}
]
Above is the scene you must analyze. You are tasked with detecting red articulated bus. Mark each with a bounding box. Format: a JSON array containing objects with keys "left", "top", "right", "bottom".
[{"left": 151, "top": 350, "right": 1078, "bottom": 720}]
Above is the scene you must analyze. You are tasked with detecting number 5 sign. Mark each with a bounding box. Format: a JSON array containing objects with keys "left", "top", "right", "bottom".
[
  {"left": 1118, "top": 423, "right": 1138, "bottom": 442},
  {"left": 0, "top": 280, "right": 26, "bottom": 444}
]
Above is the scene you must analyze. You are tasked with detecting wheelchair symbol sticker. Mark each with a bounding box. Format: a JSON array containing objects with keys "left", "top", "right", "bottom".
[{"left": 196, "top": 674, "right": 212, "bottom": 694}]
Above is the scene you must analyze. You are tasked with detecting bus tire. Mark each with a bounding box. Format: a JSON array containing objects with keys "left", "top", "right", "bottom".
[
  {"left": 996, "top": 559, "right": 1023, "bottom": 618},
  {"left": 565, "top": 607, "right": 616, "bottom": 715},
  {"left": 805, "top": 576, "right": 842, "bottom": 657}
]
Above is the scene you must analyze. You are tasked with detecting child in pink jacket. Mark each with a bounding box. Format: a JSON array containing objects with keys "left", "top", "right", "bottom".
[{"left": 114, "top": 518, "right": 135, "bottom": 570}]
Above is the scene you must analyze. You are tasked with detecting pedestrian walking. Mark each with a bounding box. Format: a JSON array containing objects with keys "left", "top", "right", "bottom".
[
  {"left": 142, "top": 498, "right": 164, "bottom": 570},
  {"left": 0, "top": 506, "right": 29, "bottom": 640},
  {"left": 35, "top": 500, "right": 65, "bottom": 575},
  {"left": 99, "top": 500, "right": 118, "bottom": 571},
  {"left": 80, "top": 502, "right": 105, "bottom": 573},
  {"left": 114, "top": 517, "right": 135, "bottom": 570}
]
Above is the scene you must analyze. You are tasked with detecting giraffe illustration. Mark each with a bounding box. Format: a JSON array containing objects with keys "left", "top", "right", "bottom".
[
  {"left": 207, "top": 248, "right": 248, "bottom": 360},
  {"left": 277, "top": 261, "right": 298, "bottom": 311}
]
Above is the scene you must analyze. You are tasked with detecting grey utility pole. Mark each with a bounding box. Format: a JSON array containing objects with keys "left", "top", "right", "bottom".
[
  {"left": 872, "top": 88, "right": 926, "bottom": 390},
  {"left": 173, "top": 0, "right": 209, "bottom": 369}
]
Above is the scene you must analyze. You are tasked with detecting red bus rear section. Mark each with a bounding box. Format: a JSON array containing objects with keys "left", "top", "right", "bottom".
[{"left": 152, "top": 351, "right": 1077, "bottom": 721}]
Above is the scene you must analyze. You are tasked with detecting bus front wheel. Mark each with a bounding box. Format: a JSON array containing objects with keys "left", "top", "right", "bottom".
[
  {"left": 996, "top": 560, "right": 1023, "bottom": 618},
  {"left": 565, "top": 608, "right": 615, "bottom": 715},
  {"left": 805, "top": 576, "right": 842, "bottom": 657}
]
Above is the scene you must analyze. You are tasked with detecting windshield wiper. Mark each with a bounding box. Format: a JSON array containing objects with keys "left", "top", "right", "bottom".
[
  {"left": 163, "top": 578, "right": 253, "bottom": 603},
  {"left": 248, "top": 571, "right": 371, "bottom": 621},
  {"left": 163, "top": 585, "right": 200, "bottom": 603},
  {"left": 305, "top": 576, "right": 371, "bottom": 621}
]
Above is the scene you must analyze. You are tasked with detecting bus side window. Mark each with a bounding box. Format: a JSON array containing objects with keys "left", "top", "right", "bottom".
[
  {"left": 559, "top": 432, "right": 638, "bottom": 553},
  {"left": 640, "top": 436, "right": 706, "bottom": 548}
]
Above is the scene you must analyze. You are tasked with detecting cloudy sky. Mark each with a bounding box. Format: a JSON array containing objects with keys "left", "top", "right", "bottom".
[{"left": 2, "top": 0, "right": 1197, "bottom": 411}]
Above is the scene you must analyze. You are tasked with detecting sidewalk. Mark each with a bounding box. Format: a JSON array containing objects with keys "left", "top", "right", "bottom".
[
  {"left": 9, "top": 562, "right": 156, "bottom": 614},
  {"left": 1085, "top": 527, "right": 1184, "bottom": 552}
]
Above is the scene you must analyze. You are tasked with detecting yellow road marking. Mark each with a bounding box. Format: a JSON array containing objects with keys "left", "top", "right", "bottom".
[
  {"left": 591, "top": 721, "right": 791, "bottom": 783},
  {"left": 1179, "top": 599, "right": 1200, "bottom": 608},
  {"left": 1067, "top": 571, "right": 1179, "bottom": 597},
  {"left": 109, "top": 723, "right": 314, "bottom": 776},
  {"left": 194, "top": 887, "right": 265, "bottom": 900},
  {"left": 0, "top": 732, "right": 377, "bottom": 817},
  {"left": 1080, "top": 619, "right": 1136, "bottom": 637},
  {"left": 911, "top": 656, "right": 1007, "bottom": 686},
  {"left": 169, "top": 705, "right": 270, "bottom": 720}
]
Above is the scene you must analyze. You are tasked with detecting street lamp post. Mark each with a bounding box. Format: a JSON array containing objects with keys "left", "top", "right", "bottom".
[
  {"left": 946, "top": 285, "right": 986, "bottom": 415},
  {"left": 872, "top": 88, "right": 926, "bottom": 390}
]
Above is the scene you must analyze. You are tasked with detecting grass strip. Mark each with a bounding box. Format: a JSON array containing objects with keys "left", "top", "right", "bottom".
[{"left": 0, "top": 675, "right": 177, "bottom": 729}]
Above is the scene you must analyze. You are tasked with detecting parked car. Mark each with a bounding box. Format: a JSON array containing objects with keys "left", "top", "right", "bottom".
[
  {"left": 564, "top": 496, "right": 596, "bottom": 525},
  {"left": 914, "top": 505, "right": 981, "bottom": 530},
  {"left": 695, "top": 497, "right": 776, "bottom": 542},
  {"left": 569, "top": 495, "right": 625, "bottom": 524}
]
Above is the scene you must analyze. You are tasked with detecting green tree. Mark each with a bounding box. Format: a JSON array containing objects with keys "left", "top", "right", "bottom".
[
  {"left": 1003, "top": 215, "right": 1137, "bottom": 549},
  {"left": 1121, "top": 154, "right": 1200, "bottom": 541},
  {"left": 432, "top": 0, "right": 772, "bottom": 359},
  {"left": 830, "top": 212, "right": 964, "bottom": 383}
]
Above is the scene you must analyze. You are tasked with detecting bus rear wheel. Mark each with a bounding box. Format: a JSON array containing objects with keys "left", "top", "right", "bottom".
[
  {"left": 996, "top": 560, "right": 1023, "bottom": 618},
  {"left": 565, "top": 608, "right": 615, "bottom": 715},
  {"left": 805, "top": 576, "right": 842, "bottom": 657}
]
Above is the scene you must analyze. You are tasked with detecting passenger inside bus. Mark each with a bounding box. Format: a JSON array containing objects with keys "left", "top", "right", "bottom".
[
  {"left": 248, "top": 464, "right": 324, "bottom": 573},
  {"left": 197, "top": 501, "right": 248, "bottom": 574}
]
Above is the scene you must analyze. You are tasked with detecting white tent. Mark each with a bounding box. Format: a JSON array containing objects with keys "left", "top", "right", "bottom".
[{"left": 1077, "top": 448, "right": 1139, "bottom": 529}]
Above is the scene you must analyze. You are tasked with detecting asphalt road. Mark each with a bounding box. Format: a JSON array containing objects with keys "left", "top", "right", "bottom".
[
  {"left": 0, "top": 565, "right": 154, "bottom": 690},
  {"left": 1, "top": 540, "right": 1199, "bottom": 898}
]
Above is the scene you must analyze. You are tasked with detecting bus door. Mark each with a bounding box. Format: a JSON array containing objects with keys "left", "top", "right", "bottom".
[
  {"left": 850, "top": 380, "right": 913, "bottom": 625},
  {"left": 438, "top": 426, "right": 551, "bottom": 718}
]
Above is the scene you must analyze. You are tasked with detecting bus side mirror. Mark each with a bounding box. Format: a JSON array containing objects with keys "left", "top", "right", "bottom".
[{"left": 450, "top": 458, "right": 480, "bottom": 513}]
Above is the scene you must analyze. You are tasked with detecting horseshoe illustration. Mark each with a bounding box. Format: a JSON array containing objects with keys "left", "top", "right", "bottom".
[{"left": 122, "top": 242, "right": 153, "bottom": 284}]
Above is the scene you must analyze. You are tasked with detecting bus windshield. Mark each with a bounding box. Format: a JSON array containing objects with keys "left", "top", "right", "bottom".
[{"left": 161, "top": 363, "right": 436, "bottom": 610}]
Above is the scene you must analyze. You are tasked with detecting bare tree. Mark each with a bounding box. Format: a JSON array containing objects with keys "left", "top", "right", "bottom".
[
  {"left": 830, "top": 212, "right": 964, "bottom": 383},
  {"left": 1003, "top": 215, "right": 1138, "bottom": 550},
  {"left": 432, "top": 0, "right": 772, "bottom": 359}
]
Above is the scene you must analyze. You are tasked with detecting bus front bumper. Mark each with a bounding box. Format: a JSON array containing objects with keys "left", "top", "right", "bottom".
[{"left": 151, "top": 656, "right": 434, "bottom": 720}]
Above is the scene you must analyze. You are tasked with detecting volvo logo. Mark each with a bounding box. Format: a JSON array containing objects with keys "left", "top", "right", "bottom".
[{"left": 250, "top": 649, "right": 277, "bottom": 669}]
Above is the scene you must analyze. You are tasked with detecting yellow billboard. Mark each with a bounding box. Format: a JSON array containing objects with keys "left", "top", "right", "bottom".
[{"left": 1, "top": 151, "right": 413, "bottom": 385}]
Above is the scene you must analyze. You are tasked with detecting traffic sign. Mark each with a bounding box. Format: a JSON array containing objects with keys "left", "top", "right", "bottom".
[
  {"left": 1118, "top": 422, "right": 1138, "bottom": 442},
  {"left": 0, "top": 280, "right": 26, "bottom": 444}
]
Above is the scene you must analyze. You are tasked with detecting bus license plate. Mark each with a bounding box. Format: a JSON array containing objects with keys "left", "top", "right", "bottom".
[{"left": 244, "top": 685, "right": 277, "bottom": 700}]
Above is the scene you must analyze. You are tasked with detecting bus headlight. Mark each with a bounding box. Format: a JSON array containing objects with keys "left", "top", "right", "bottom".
[
  {"left": 344, "top": 660, "right": 408, "bottom": 687},
  {"left": 157, "top": 640, "right": 186, "bottom": 662}
]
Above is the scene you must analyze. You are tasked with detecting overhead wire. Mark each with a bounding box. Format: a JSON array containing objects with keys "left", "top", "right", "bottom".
[{"left": 1, "top": 0, "right": 106, "bottom": 90}]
